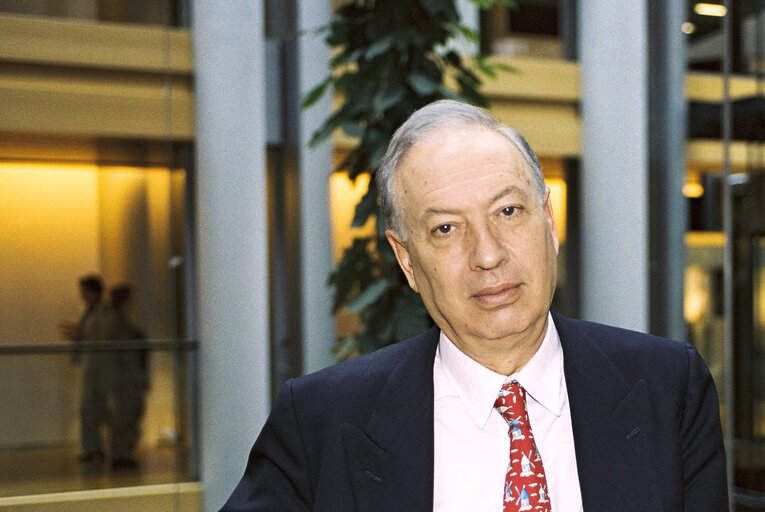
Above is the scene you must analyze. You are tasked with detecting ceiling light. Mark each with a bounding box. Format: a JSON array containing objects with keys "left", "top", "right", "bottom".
[
  {"left": 681, "top": 22, "right": 696, "bottom": 34},
  {"left": 694, "top": 3, "right": 727, "bottom": 17}
]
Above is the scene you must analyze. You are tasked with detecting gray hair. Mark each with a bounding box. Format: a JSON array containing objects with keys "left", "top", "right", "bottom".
[{"left": 376, "top": 99, "right": 546, "bottom": 238}]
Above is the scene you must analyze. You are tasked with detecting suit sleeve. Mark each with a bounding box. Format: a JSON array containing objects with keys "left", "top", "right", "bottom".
[
  {"left": 220, "top": 380, "right": 313, "bottom": 512},
  {"left": 680, "top": 344, "right": 728, "bottom": 512}
]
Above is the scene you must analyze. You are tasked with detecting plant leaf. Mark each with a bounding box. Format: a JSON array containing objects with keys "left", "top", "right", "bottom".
[
  {"left": 347, "top": 278, "right": 390, "bottom": 312},
  {"left": 341, "top": 121, "right": 364, "bottom": 139},
  {"left": 301, "top": 77, "right": 331, "bottom": 109},
  {"left": 372, "top": 86, "right": 406, "bottom": 114},
  {"left": 407, "top": 72, "right": 438, "bottom": 95},
  {"left": 334, "top": 335, "right": 359, "bottom": 361},
  {"left": 364, "top": 35, "right": 394, "bottom": 60}
]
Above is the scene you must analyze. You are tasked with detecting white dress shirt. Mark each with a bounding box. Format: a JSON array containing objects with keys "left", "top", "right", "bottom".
[{"left": 433, "top": 313, "right": 583, "bottom": 511}]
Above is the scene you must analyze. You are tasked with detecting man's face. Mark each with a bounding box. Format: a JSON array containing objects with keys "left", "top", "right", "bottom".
[{"left": 386, "top": 125, "right": 559, "bottom": 359}]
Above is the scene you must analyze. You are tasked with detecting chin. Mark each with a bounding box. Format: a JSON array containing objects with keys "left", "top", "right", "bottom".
[{"left": 472, "top": 308, "right": 545, "bottom": 338}]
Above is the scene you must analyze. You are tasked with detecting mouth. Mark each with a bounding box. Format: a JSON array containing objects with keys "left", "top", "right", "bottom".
[{"left": 471, "top": 283, "right": 522, "bottom": 307}]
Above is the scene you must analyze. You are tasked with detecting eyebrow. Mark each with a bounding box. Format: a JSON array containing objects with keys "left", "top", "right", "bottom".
[{"left": 422, "top": 185, "right": 521, "bottom": 218}]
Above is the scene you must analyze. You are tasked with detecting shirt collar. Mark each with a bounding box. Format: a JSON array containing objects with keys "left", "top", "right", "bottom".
[{"left": 436, "top": 312, "right": 565, "bottom": 429}]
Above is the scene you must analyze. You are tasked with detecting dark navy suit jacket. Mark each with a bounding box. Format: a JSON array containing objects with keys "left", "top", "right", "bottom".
[{"left": 221, "top": 313, "right": 728, "bottom": 511}]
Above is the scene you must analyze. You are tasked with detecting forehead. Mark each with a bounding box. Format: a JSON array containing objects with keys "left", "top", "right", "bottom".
[{"left": 395, "top": 125, "right": 530, "bottom": 203}]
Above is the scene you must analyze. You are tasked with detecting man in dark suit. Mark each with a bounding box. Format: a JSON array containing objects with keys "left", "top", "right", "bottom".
[{"left": 221, "top": 100, "right": 727, "bottom": 511}]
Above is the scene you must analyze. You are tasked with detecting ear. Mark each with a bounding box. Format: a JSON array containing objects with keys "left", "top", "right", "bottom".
[
  {"left": 385, "top": 229, "right": 419, "bottom": 293},
  {"left": 543, "top": 189, "right": 560, "bottom": 255}
]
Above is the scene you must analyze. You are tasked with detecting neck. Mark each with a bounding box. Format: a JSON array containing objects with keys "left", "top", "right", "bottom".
[{"left": 448, "top": 314, "right": 549, "bottom": 376}]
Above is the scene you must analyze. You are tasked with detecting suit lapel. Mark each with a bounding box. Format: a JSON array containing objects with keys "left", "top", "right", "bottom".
[
  {"left": 554, "top": 314, "right": 661, "bottom": 512},
  {"left": 342, "top": 329, "right": 438, "bottom": 512}
]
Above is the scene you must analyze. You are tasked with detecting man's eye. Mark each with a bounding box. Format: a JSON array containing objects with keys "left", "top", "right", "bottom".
[
  {"left": 501, "top": 206, "right": 518, "bottom": 216},
  {"left": 434, "top": 224, "right": 452, "bottom": 234}
]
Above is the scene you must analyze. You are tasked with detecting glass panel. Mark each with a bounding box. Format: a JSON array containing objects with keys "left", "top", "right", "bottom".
[
  {"left": 755, "top": 238, "right": 765, "bottom": 442},
  {"left": 734, "top": 233, "right": 765, "bottom": 507},
  {"left": 0, "top": 159, "right": 194, "bottom": 497},
  {"left": 0, "top": 0, "right": 195, "bottom": 502},
  {"left": 687, "top": 171, "right": 765, "bottom": 509},
  {"left": 685, "top": 232, "right": 726, "bottom": 395},
  {"left": 0, "top": 161, "right": 187, "bottom": 340}
]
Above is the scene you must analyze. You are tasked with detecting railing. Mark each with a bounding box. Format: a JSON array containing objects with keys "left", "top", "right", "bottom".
[{"left": 0, "top": 339, "right": 198, "bottom": 355}]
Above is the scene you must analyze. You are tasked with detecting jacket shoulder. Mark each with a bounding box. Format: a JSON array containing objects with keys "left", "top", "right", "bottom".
[
  {"left": 553, "top": 313, "right": 705, "bottom": 386},
  {"left": 283, "top": 328, "right": 438, "bottom": 418},
  {"left": 556, "top": 313, "right": 691, "bottom": 353}
]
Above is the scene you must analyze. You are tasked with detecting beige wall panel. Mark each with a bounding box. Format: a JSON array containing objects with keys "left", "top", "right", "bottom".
[
  {"left": 686, "top": 73, "right": 761, "bottom": 101},
  {"left": 0, "top": 163, "right": 100, "bottom": 447},
  {"left": 0, "top": 63, "right": 191, "bottom": 98},
  {"left": 687, "top": 139, "right": 763, "bottom": 169},
  {"left": 0, "top": 84, "right": 193, "bottom": 139},
  {"left": 0, "top": 14, "right": 192, "bottom": 73},
  {"left": 0, "top": 483, "right": 201, "bottom": 512},
  {"left": 0, "top": 134, "right": 102, "bottom": 162},
  {"left": 334, "top": 101, "right": 579, "bottom": 159},
  {"left": 480, "top": 56, "right": 579, "bottom": 101},
  {"left": 491, "top": 101, "right": 580, "bottom": 157}
]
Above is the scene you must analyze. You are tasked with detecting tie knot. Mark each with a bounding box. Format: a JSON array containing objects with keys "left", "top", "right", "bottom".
[{"left": 494, "top": 380, "right": 528, "bottom": 425}]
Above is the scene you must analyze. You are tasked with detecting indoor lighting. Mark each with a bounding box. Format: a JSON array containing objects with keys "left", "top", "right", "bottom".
[
  {"left": 683, "top": 181, "right": 705, "bottom": 198},
  {"left": 681, "top": 22, "right": 696, "bottom": 34},
  {"left": 694, "top": 3, "right": 727, "bottom": 17}
]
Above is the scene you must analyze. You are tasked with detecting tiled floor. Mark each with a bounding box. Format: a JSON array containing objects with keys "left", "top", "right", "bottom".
[{"left": 0, "top": 444, "right": 192, "bottom": 498}]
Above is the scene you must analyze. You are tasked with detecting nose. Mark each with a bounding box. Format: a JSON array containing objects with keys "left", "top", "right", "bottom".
[{"left": 468, "top": 223, "right": 508, "bottom": 271}]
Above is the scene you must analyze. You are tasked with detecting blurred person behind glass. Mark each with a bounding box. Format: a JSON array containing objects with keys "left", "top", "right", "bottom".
[
  {"left": 58, "top": 274, "right": 111, "bottom": 462},
  {"left": 105, "top": 283, "right": 149, "bottom": 470}
]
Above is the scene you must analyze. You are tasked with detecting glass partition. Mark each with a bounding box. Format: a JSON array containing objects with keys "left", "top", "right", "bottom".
[
  {"left": 0, "top": 341, "right": 196, "bottom": 497},
  {"left": 0, "top": 159, "right": 196, "bottom": 498},
  {"left": 0, "top": 0, "right": 196, "bottom": 505},
  {"left": 686, "top": 171, "right": 765, "bottom": 510}
]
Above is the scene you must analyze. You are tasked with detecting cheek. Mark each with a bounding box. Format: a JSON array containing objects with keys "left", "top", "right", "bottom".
[
  {"left": 509, "top": 228, "right": 553, "bottom": 274},
  {"left": 411, "top": 251, "right": 463, "bottom": 292}
]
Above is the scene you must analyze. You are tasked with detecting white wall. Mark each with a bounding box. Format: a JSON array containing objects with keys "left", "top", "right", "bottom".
[{"left": 0, "top": 164, "right": 98, "bottom": 447}]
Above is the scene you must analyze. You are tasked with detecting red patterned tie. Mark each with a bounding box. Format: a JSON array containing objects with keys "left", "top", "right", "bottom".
[{"left": 494, "top": 381, "right": 552, "bottom": 511}]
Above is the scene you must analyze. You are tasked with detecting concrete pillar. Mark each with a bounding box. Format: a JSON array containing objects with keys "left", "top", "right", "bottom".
[
  {"left": 577, "top": 0, "right": 649, "bottom": 331},
  {"left": 192, "top": 2, "right": 269, "bottom": 510},
  {"left": 297, "top": 0, "right": 336, "bottom": 374}
]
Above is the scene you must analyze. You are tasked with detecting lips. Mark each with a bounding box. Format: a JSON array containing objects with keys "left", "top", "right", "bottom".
[{"left": 471, "top": 283, "right": 522, "bottom": 307}]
